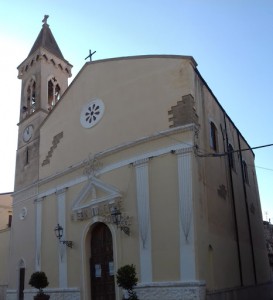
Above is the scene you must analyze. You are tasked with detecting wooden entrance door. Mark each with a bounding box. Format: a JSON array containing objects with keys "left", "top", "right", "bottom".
[{"left": 91, "top": 223, "right": 115, "bottom": 300}]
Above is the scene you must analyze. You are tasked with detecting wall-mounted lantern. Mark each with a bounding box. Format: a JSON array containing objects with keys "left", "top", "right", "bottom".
[
  {"left": 110, "top": 207, "right": 130, "bottom": 236},
  {"left": 54, "top": 223, "right": 73, "bottom": 248}
]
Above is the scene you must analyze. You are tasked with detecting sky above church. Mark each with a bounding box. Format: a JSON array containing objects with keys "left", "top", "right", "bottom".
[{"left": 0, "top": 0, "right": 272, "bottom": 220}]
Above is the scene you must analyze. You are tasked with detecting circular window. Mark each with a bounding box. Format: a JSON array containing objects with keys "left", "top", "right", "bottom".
[{"left": 80, "top": 98, "right": 105, "bottom": 128}]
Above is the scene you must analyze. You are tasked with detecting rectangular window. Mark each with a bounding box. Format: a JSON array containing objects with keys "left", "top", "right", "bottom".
[
  {"left": 243, "top": 161, "right": 249, "bottom": 184},
  {"left": 210, "top": 121, "right": 218, "bottom": 151},
  {"left": 8, "top": 215, "right": 12, "bottom": 227},
  {"left": 228, "top": 144, "right": 235, "bottom": 170}
]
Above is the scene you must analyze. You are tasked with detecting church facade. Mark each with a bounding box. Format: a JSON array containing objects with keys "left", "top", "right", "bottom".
[{"left": 5, "top": 18, "right": 272, "bottom": 300}]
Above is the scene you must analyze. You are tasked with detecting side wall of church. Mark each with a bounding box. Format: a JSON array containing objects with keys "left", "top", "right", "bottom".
[{"left": 192, "top": 69, "right": 271, "bottom": 290}]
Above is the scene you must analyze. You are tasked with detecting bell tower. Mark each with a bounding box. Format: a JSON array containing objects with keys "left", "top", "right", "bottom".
[{"left": 14, "top": 15, "right": 72, "bottom": 191}]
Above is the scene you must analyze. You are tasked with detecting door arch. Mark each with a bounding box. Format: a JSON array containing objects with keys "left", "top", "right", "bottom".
[{"left": 90, "top": 222, "right": 115, "bottom": 300}]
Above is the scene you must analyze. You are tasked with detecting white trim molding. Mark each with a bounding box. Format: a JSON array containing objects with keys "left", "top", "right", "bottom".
[{"left": 135, "top": 281, "right": 206, "bottom": 300}]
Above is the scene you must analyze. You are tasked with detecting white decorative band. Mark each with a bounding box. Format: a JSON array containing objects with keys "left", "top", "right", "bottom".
[
  {"left": 6, "top": 290, "right": 19, "bottom": 300},
  {"left": 135, "top": 281, "right": 206, "bottom": 300},
  {"left": 12, "top": 288, "right": 81, "bottom": 300},
  {"left": 133, "top": 157, "right": 150, "bottom": 167},
  {"left": 174, "top": 147, "right": 193, "bottom": 155},
  {"left": 55, "top": 187, "right": 68, "bottom": 196}
]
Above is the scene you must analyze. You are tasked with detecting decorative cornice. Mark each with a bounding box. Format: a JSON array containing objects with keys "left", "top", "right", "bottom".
[
  {"left": 133, "top": 158, "right": 150, "bottom": 167},
  {"left": 174, "top": 146, "right": 193, "bottom": 155},
  {"left": 38, "top": 124, "right": 196, "bottom": 187},
  {"left": 55, "top": 187, "right": 68, "bottom": 196},
  {"left": 98, "top": 123, "right": 196, "bottom": 158},
  {"left": 13, "top": 125, "right": 196, "bottom": 201},
  {"left": 18, "top": 48, "right": 72, "bottom": 79}
]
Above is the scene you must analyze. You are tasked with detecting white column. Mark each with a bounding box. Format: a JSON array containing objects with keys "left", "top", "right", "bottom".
[
  {"left": 35, "top": 198, "right": 42, "bottom": 271},
  {"left": 176, "top": 147, "right": 196, "bottom": 280},
  {"left": 134, "top": 158, "right": 152, "bottom": 283},
  {"left": 56, "top": 188, "right": 68, "bottom": 288}
]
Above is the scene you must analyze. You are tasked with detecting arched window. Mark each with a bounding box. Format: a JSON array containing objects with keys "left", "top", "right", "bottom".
[
  {"left": 210, "top": 121, "right": 218, "bottom": 151},
  {"left": 48, "top": 77, "right": 61, "bottom": 109}
]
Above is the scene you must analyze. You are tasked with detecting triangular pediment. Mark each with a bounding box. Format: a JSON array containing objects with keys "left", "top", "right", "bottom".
[{"left": 72, "top": 177, "right": 122, "bottom": 211}]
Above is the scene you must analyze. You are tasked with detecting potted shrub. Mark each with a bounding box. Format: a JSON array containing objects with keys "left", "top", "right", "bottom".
[
  {"left": 29, "top": 271, "right": 50, "bottom": 300},
  {"left": 116, "top": 264, "right": 138, "bottom": 300}
]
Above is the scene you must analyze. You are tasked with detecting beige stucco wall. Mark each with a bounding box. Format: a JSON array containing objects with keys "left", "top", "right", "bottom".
[
  {"left": 0, "top": 193, "right": 12, "bottom": 230},
  {"left": 8, "top": 199, "right": 36, "bottom": 287},
  {"left": 0, "top": 229, "right": 10, "bottom": 285},
  {"left": 0, "top": 193, "right": 12, "bottom": 294},
  {"left": 36, "top": 128, "right": 195, "bottom": 290},
  {"left": 39, "top": 56, "right": 196, "bottom": 180}
]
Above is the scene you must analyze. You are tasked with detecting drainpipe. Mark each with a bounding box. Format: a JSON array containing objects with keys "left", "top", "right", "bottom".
[
  {"left": 223, "top": 113, "right": 243, "bottom": 286},
  {"left": 237, "top": 132, "right": 257, "bottom": 284}
]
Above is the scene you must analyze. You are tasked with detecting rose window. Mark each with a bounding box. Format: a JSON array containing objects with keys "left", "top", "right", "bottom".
[{"left": 80, "top": 99, "right": 105, "bottom": 128}]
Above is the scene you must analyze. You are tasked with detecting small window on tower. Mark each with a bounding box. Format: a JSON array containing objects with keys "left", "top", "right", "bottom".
[
  {"left": 31, "top": 81, "right": 36, "bottom": 110},
  {"left": 55, "top": 84, "right": 61, "bottom": 102},
  {"left": 25, "top": 79, "right": 36, "bottom": 117},
  {"left": 48, "top": 79, "right": 54, "bottom": 107},
  {"left": 25, "top": 147, "right": 29, "bottom": 165}
]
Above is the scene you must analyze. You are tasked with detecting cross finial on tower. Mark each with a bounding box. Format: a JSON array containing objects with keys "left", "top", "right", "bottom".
[{"left": 42, "top": 15, "right": 49, "bottom": 25}]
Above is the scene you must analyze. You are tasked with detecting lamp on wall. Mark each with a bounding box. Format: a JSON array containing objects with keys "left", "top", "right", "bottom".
[
  {"left": 54, "top": 223, "right": 73, "bottom": 248},
  {"left": 110, "top": 207, "right": 130, "bottom": 236}
]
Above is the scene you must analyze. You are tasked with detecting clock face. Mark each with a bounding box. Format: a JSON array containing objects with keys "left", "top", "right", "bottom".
[{"left": 23, "top": 125, "right": 34, "bottom": 142}]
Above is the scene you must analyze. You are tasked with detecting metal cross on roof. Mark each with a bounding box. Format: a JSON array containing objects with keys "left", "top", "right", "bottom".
[
  {"left": 85, "top": 49, "right": 96, "bottom": 62},
  {"left": 42, "top": 15, "right": 49, "bottom": 25}
]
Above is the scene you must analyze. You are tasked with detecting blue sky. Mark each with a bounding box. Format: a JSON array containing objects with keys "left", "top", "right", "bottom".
[{"left": 0, "top": 0, "right": 272, "bottom": 220}]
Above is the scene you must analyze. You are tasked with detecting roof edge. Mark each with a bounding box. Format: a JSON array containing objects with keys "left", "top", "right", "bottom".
[{"left": 86, "top": 54, "right": 197, "bottom": 67}]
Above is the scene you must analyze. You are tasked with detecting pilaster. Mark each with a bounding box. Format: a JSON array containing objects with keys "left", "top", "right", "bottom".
[
  {"left": 134, "top": 158, "right": 152, "bottom": 283},
  {"left": 175, "top": 147, "right": 196, "bottom": 280},
  {"left": 35, "top": 198, "right": 43, "bottom": 270},
  {"left": 56, "top": 188, "right": 68, "bottom": 288}
]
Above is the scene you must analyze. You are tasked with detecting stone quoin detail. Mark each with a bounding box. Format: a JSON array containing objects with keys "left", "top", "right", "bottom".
[{"left": 42, "top": 132, "right": 63, "bottom": 166}]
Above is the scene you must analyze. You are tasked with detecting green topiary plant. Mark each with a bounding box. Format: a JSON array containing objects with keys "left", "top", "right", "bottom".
[
  {"left": 29, "top": 271, "right": 49, "bottom": 299},
  {"left": 116, "top": 264, "right": 138, "bottom": 300}
]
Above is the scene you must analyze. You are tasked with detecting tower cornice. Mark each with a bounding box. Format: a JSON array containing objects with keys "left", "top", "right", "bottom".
[{"left": 17, "top": 48, "right": 72, "bottom": 79}]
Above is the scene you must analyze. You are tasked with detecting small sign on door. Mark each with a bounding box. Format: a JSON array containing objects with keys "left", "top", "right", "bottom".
[
  {"left": 109, "top": 261, "right": 114, "bottom": 276},
  {"left": 95, "top": 264, "right": 101, "bottom": 277}
]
